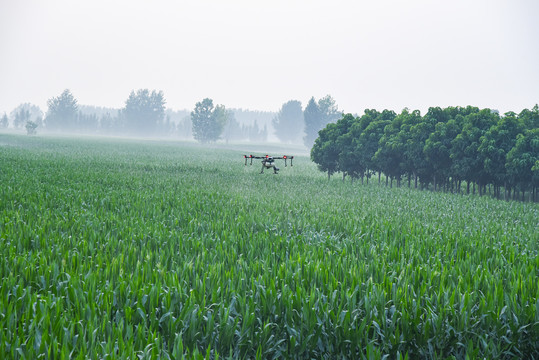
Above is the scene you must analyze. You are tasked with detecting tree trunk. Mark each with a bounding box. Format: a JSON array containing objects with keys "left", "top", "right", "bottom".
[
  {"left": 466, "top": 181, "right": 470, "bottom": 195},
  {"left": 433, "top": 175, "right": 437, "bottom": 192},
  {"left": 378, "top": 172, "right": 381, "bottom": 184},
  {"left": 414, "top": 174, "right": 418, "bottom": 189},
  {"left": 328, "top": 171, "right": 331, "bottom": 181}
]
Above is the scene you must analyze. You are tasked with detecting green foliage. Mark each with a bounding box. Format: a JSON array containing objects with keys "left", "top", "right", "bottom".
[
  {"left": 313, "top": 105, "right": 537, "bottom": 199},
  {"left": 0, "top": 134, "right": 538, "bottom": 359},
  {"left": 191, "top": 99, "right": 227, "bottom": 143}
]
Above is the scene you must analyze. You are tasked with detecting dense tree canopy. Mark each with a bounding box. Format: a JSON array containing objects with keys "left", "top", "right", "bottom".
[{"left": 311, "top": 105, "right": 539, "bottom": 201}]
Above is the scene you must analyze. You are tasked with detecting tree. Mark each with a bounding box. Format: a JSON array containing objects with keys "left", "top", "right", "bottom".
[
  {"left": 45, "top": 89, "right": 78, "bottom": 132},
  {"left": 303, "top": 95, "right": 340, "bottom": 148},
  {"left": 25, "top": 121, "right": 38, "bottom": 135},
  {"left": 222, "top": 110, "right": 241, "bottom": 143},
  {"left": 423, "top": 119, "right": 461, "bottom": 191},
  {"left": 303, "top": 97, "right": 323, "bottom": 148},
  {"left": 450, "top": 109, "right": 497, "bottom": 194},
  {"left": 191, "top": 98, "right": 227, "bottom": 143},
  {"left": 311, "top": 122, "right": 341, "bottom": 180},
  {"left": 122, "top": 89, "right": 166, "bottom": 136},
  {"left": 10, "top": 103, "right": 43, "bottom": 129},
  {"left": 318, "top": 95, "right": 340, "bottom": 126},
  {"left": 518, "top": 104, "right": 539, "bottom": 130},
  {"left": 0, "top": 113, "right": 8, "bottom": 128},
  {"left": 478, "top": 113, "right": 524, "bottom": 197},
  {"left": 337, "top": 114, "right": 366, "bottom": 181},
  {"left": 505, "top": 129, "right": 539, "bottom": 200},
  {"left": 273, "top": 100, "right": 303, "bottom": 143},
  {"left": 374, "top": 110, "right": 408, "bottom": 187}
]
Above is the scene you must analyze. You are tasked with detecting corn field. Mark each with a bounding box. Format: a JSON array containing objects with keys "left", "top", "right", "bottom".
[{"left": 0, "top": 134, "right": 538, "bottom": 359}]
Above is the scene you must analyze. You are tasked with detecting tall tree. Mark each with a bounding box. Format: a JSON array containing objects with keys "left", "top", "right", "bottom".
[
  {"left": 191, "top": 98, "right": 227, "bottom": 143},
  {"left": 336, "top": 114, "right": 364, "bottom": 181},
  {"left": 505, "top": 129, "right": 538, "bottom": 199},
  {"left": 122, "top": 89, "right": 166, "bottom": 136},
  {"left": 222, "top": 110, "right": 241, "bottom": 143},
  {"left": 273, "top": 100, "right": 303, "bottom": 143},
  {"left": 478, "top": 112, "right": 524, "bottom": 196},
  {"left": 303, "top": 97, "right": 323, "bottom": 148},
  {"left": 45, "top": 89, "right": 78, "bottom": 132},
  {"left": 318, "top": 95, "right": 340, "bottom": 126},
  {"left": 450, "top": 109, "right": 497, "bottom": 193}
]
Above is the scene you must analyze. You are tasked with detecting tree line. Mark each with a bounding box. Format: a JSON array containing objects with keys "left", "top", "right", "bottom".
[
  {"left": 311, "top": 106, "right": 539, "bottom": 202},
  {"left": 1, "top": 90, "right": 341, "bottom": 146}
]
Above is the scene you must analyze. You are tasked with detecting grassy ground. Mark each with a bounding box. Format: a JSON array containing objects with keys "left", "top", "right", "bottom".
[{"left": 0, "top": 133, "right": 537, "bottom": 359}]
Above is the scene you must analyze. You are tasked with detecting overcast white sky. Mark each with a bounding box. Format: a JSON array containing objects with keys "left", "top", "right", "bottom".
[{"left": 1, "top": 0, "right": 539, "bottom": 116}]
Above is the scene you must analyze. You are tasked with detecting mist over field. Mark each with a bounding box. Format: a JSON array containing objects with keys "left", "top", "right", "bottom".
[{"left": 1, "top": 0, "right": 538, "bottom": 358}]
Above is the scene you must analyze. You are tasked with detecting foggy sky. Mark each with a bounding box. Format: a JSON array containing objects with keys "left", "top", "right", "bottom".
[{"left": 1, "top": 0, "right": 539, "bottom": 116}]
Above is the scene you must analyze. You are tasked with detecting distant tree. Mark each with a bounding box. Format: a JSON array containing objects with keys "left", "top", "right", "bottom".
[
  {"left": 303, "top": 95, "right": 340, "bottom": 148},
  {"left": 191, "top": 98, "right": 227, "bottom": 143},
  {"left": 273, "top": 100, "right": 303, "bottom": 143},
  {"left": 319, "top": 95, "right": 340, "bottom": 124},
  {"left": 223, "top": 111, "right": 242, "bottom": 143},
  {"left": 45, "top": 89, "right": 78, "bottom": 132},
  {"left": 303, "top": 97, "right": 323, "bottom": 148},
  {"left": 122, "top": 89, "right": 166, "bottom": 136},
  {"left": 177, "top": 116, "right": 193, "bottom": 139},
  {"left": 13, "top": 108, "right": 31, "bottom": 129},
  {"left": 0, "top": 113, "right": 8, "bottom": 128},
  {"left": 248, "top": 120, "right": 268, "bottom": 142},
  {"left": 78, "top": 112, "right": 99, "bottom": 133},
  {"left": 99, "top": 112, "right": 117, "bottom": 134},
  {"left": 25, "top": 121, "right": 38, "bottom": 135},
  {"left": 10, "top": 103, "right": 43, "bottom": 129}
]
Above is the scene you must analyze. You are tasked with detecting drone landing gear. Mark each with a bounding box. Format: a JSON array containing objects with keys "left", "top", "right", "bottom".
[{"left": 260, "top": 164, "right": 280, "bottom": 174}]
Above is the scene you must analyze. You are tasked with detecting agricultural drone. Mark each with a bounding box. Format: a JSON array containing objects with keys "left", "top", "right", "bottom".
[{"left": 243, "top": 154, "right": 294, "bottom": 174}]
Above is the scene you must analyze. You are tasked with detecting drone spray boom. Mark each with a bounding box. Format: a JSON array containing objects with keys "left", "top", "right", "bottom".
[{"left": 243, "top": 154, "right": 294, "bottom": 167}]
